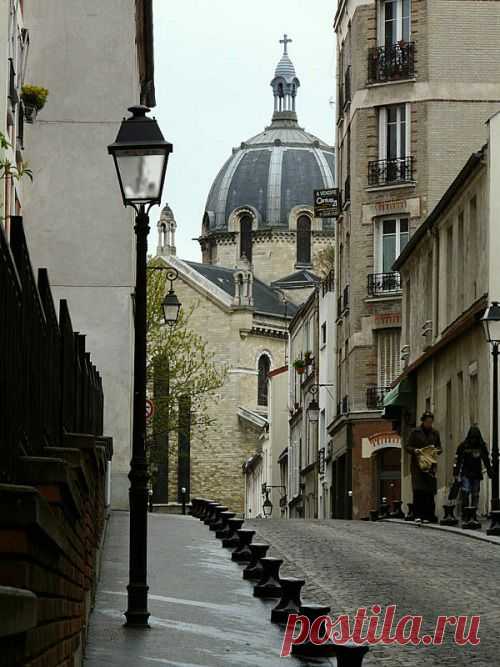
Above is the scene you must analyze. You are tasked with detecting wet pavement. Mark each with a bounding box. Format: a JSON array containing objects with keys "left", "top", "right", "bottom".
[{"left": 84, "top": 512, "right": 332, "bottom": 667}]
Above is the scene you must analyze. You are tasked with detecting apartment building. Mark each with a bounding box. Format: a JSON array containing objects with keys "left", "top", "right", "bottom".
[{"left": 331, "top": 0, "right": 500, "bottom": 519}]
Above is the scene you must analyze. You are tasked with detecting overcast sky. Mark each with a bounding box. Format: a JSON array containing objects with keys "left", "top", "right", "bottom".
[{"left": 152, "top": 0, "right": 337, "bottom": 261}]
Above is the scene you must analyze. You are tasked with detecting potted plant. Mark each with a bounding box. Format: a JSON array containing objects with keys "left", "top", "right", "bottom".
[
  {"left": 293, "top": 358, "right": 306, "bottom": 375},
  {"left": 21, "top": 85, "right": 49, "bottom": 123}
]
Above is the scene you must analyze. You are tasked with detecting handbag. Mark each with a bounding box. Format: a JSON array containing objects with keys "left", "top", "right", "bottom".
[{"left": 416, "top": 446, "right": 439, "bottom": 472}]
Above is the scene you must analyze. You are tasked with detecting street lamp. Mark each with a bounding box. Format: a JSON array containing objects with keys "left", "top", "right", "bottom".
[
  {"left": 482, "top": 301, "right": 500, "bottom": 535},
  {"left": 161, "top": 268, "right": 181, "bottom": 326},
  {"left": 263, "top": 488, "right": 273, "bottom": 518},
  {"left": 308, "top": 398, "right": 320, "bottom": 423},
  {"left": 108, "top": 105, "right": 173, "bottom": 627}
]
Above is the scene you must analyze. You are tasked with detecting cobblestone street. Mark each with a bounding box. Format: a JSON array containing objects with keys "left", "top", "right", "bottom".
[{"left": 248, "top": 519, "right": 500, "bottom": 667}]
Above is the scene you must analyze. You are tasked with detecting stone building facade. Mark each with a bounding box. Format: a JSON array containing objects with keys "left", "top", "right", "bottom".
[
  {"left": 393, "top": 112, "right": 500, "bottom": 519},
  {"left": 153, "top": 38, "right": 335, "bottom": 512},
  {"left": 19, "top": 0, "right": 156, "bottom": 508},
  {"left": 331, "top": 0, "right": 500, "bottom": 519}
]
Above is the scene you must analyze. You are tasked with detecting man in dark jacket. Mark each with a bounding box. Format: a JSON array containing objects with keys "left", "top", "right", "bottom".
[
  {"left": 406, "top": 412, "right": 442, "bottom": 523},
  {"left": 454, "top": 425, "right": 492, "bottom": 516}
]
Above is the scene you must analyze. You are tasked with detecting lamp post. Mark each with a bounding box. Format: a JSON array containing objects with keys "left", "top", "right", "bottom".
[
  {"left": 108, "top": 105, "right": 173, "bottom": 627},
  {"left": 263, "top": 488, "right": 273, "bottom": 518},
  {"left": 482, "top": 301, "right": 500, "bottom": 535}
]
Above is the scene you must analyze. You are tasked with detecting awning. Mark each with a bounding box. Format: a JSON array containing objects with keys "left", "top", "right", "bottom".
[{"left": 382, "top": 378, "right": 415, "bottom": 419}]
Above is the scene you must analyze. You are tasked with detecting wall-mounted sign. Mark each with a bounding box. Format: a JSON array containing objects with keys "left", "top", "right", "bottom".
[
  {"left": 362, "top": 432, "right": 401, "bottom": 458},
  {"left": 314, "top": 188, "right": 340, "bottom": 218}
]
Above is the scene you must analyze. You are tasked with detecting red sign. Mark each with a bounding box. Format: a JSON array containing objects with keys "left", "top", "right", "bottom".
[{"left": 146, "top": 399, "right": 155, "bottom": 421}]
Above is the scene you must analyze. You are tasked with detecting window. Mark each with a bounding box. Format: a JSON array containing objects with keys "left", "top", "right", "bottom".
[
  {"left": 379, "top": 0, "right": 411, "bottom": 46},
  {"left": 446, "top": 225, "right": 454, "bottom": 323},
  {"left": 469, "top": 196, "right": 477, "bottom": 300},
  {"left": 321, "top": 322, "right": 327, "bottom": 347},
  {"left": 469, "top": 372, "right": 478, "bottom": 426},
  {"left": 296, "top": 215, "right": 312, "bottom": 265},
  {"left": 380, "top": 104, "right": 408, "bottom": 162},
  {"left": 240, "top": 215, "right": 252, "bottom": 263},
  {"left": 376, "top": 329, "right": 401, "bottom": 387},
  {"left": 376, "top": 217, "right": 409, "bottom": 279},
  {"left": 257, "top": 355, "right": 271, "bottom": 407},
  {"left": 458, "top": 211, "right": 465, "bottom": 313}
]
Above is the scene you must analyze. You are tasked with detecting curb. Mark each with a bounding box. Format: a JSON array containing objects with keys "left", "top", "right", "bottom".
[{"left": 384, "top": 518, "right": 500, "bottom": 546}]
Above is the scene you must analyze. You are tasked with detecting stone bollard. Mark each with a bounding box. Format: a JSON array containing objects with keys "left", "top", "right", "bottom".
[
  {"left": 290, "top": 604, "right": 333, "bottom": 658},
  {"left": 209, "top": 505, "right": 228, "bottom": 531},
  {"left": 487, "top": 509, "right": 500, "bottom": 536},
  {"left": 270, "top": 576, "right": 305, "bottom": 624},
  {"left": 222, "top": 518, "right": 245, "bottom": 548},
  {"left": 200, "top": 500, "right": 216, "bottom": 522},
  {"left": 231, "top": 529, "right": 255, "bottom": 562},
  {"left": 389, "top": 500, "right": 405, "bottom": 519},
  {"left": 215, "top": 511, "right": 235, "bottom": 539},
  {"left": 204, "top": 502, "right": 220, "bottom": 525},
  {"left": 253, "top": 557, "right": 283, "bottom": 598},
  {"left": 379, "top": 499, "right": 389, "bottom": 518},
  {"left": 405, "top": 503, "right": 415, "bottom": 521},
  {"left": 369, "top": 509, "right": 379, "bottom": 522},
  {"left": 440, "top": 504, "right": 459, "bottom": 526},
  {"left": 195, "top": 499, "right": 206, "bottom": 519},
  {"left": 242, "top": 543, "right": 270, "bottom": 580},
  {"left": 462, "top": 506, "right": 481, "bottom": 530},
  {"left": 333, "top": 643, "right": 370, "bottom": 666},
  {"left": 188, "top": 497, "right": 199, "bottom": 516}
]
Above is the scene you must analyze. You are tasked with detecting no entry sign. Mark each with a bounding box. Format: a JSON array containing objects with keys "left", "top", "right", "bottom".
[{"left": 146, "top": 399, "right": 155, "bottom": 421}]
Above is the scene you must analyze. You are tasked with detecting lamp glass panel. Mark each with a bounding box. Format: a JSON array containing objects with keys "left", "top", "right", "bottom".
[{"left": 115, "top": 149, "right": 165, "bottom": 202}]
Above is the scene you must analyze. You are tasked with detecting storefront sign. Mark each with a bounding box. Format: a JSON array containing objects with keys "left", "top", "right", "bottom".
[
  {"left": 314, "top": 188, "right": 340, "bottom": 217},
  {"left": 362, "top": 432, "right": 401, "bottom": 458},
  {"left": 375, "top": 199, "right": 407, "bottom": 214},
  {"left": 373, "top": 312, "right": 401, "bottom": 328}
]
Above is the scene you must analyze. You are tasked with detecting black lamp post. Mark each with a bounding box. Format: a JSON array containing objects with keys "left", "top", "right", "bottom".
[
  {"left": 263, "top": 488, "right": 273, "bottom": 518},
  {"left": 482, "top": 301, "right": 500, "bottom": 535},
  {"left": 108, "top": 105, "right": 173, "bottom": 627},
  {"left": 161, "top": 268, "right": 181, "bottom": 326}
]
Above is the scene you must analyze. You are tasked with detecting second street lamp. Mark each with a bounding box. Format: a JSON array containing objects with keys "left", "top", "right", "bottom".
[
  {"left": 108, "top": 105, "right": 173, "bottom": 627},
  {"left": 162, "top": 268, "right": 181, "bottom": 326},
  {"left": 482, "top": 301, "right": 500, "bottom": 535}
]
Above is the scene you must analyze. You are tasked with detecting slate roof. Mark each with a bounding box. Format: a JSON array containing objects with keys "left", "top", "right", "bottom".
[
  {"left": 271, "top": 269, "right": 321, "bottom": 290},
  {"left": 185, "top": 261, "right": 298, "bottom": 318}
]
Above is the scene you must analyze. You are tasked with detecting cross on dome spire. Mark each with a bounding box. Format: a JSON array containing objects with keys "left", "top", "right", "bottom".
[
  {"left": 271, "top": 34, "right": 300, "bottom": 124},
  {"left": 280, "top": 33, "right": 292, "bottom": 55}
]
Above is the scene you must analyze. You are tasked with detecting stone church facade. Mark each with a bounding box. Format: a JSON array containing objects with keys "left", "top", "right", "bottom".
[{"left": 154, "top": 37, "right": 335, "bottom": 511}]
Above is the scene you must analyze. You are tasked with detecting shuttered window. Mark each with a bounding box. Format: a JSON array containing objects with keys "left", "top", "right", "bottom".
[{"left": 377, "top": 329, "right": 401, "bottom": 387}]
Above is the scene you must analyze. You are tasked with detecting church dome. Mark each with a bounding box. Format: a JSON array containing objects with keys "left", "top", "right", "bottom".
[{"left": 203, "top": 36, "right": 335, "bottom": 234}]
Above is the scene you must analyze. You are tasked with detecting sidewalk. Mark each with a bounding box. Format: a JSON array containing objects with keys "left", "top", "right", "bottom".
[
  {"left": 84, "top": 512, "right": 330, "bottom": 667},
  {"left": 385, "top": 517, "right": 500, "bottom": 545}
]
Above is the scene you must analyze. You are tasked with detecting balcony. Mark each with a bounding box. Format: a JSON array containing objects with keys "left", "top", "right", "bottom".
[
  {"left": 367, "top": 42, "right": 415, "bottom": 84},
  {"left": 8, "top": 58, "right": 18, "bottom": 107},
  {"left": 342, "top": 395, "right": 349, "bottom": 414},
  {"left": 368, "top": 156, "right": 414, "bottom": 187},
  {"left": 367, "top": 272, "right": 401, "bottom": 297},
  {"left": 366, "top": 386, "right": 392, "bottom": 410},
  {"left": 17, "top": 103, "right": 24, "bottom": 151}
]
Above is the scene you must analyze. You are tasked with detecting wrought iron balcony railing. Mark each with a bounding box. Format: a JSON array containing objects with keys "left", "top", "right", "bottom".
[
  {"left": 368, "top": 42, "right": 415, "bottom": 84},
  {"left": 366, "top": 386, "right": 392, "bottom": 410},
  {"left": 367, "top": 272, "right": 401, "bottom": 297},
  {"left": 368, "top": 156, "right": 414, "bottom": 186},
  {"left": 8, "top": 58, "right": 18, "bottom": 107},
  {"left": 342, "top": 395, "right": 349, "bottom": 414},
  {"left": 343, "top": 285, "right": 349, "bottom": 311}
]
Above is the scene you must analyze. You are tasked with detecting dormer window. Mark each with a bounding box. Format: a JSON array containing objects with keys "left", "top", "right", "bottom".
[
  {"left": 239, "top": 214, "right": 253, "bottom": 263},
  {"left": 296, "top": 215, "right": 312, "bottom": 266}
]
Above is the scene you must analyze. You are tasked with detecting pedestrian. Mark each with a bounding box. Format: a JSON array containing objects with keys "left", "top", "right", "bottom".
[
  {"left": 453, "top": 425, "right": 492, "bottom": 518},
  {"left": 406, "top": 411, "right": 442, "bottom": 524}
]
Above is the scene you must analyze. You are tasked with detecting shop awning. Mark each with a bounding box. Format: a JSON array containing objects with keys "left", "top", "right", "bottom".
[{"left": 382, "top": 378, "right": 415, "bottom": 419}]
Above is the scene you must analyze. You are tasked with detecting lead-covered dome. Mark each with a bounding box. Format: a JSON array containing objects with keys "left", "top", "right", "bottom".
[{"left": 203, "top": 36, "right": 335, "bottom": 234}]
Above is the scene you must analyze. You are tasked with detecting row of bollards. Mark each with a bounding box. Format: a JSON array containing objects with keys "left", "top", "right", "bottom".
[
  {"left": 189, "top": 498, "right": 370, "bottom": 666},
  {"left": 370, "top": 498, "right": 484, "bottom": 531}
]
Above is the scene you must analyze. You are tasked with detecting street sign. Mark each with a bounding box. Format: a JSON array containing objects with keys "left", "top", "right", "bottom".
[
  {"left": 146, "top": 399, "right": 155, "bottom": 421},
  {"left": 314, "top": 188, "right": 340, "bottom": 218}
]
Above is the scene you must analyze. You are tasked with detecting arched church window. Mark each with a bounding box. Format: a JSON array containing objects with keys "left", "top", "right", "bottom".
[
  {"left": 296, "top": 215, "right": 312, "bottom": 265},
  {"left": 240, "top": 214, "right": 253, "bottom": 263},
  {"left": 257, "top": 355, "right": 271, "bottom": 407}
]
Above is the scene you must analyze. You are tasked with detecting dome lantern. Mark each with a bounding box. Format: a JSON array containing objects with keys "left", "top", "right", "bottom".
[{"left": 271, "top": 34, "right": 300, "bottom": 124}]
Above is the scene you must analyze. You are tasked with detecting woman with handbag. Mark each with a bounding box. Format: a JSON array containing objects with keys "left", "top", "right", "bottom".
[{"left": 453, "top": 425, "right": 493, "bottom": 519}]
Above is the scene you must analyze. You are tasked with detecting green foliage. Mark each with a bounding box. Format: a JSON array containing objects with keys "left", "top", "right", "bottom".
[
  {"left": 315, "top": 243, "right": 335, "bottom": 278},
  {"left": 21, "top": 84, "right": 49, "bottom": 111},
  {"left": 146, "top": 260, "right": 227, "bottom": 464},
  {"left": 0, "top": 132, "right": 33, "bottom": 221}
]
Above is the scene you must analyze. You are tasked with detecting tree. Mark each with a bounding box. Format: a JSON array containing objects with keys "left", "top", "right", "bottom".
[
  {"left": 315, "top": 243, "right": 335, "bottom": 278},
  {"left": 146, "top": 261, "right": 227, "bottom": 491}
]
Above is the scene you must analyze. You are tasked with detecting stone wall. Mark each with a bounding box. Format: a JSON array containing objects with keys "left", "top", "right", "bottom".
[{"left": 0, "top": 434, "right": 112, "bottom": 667}]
